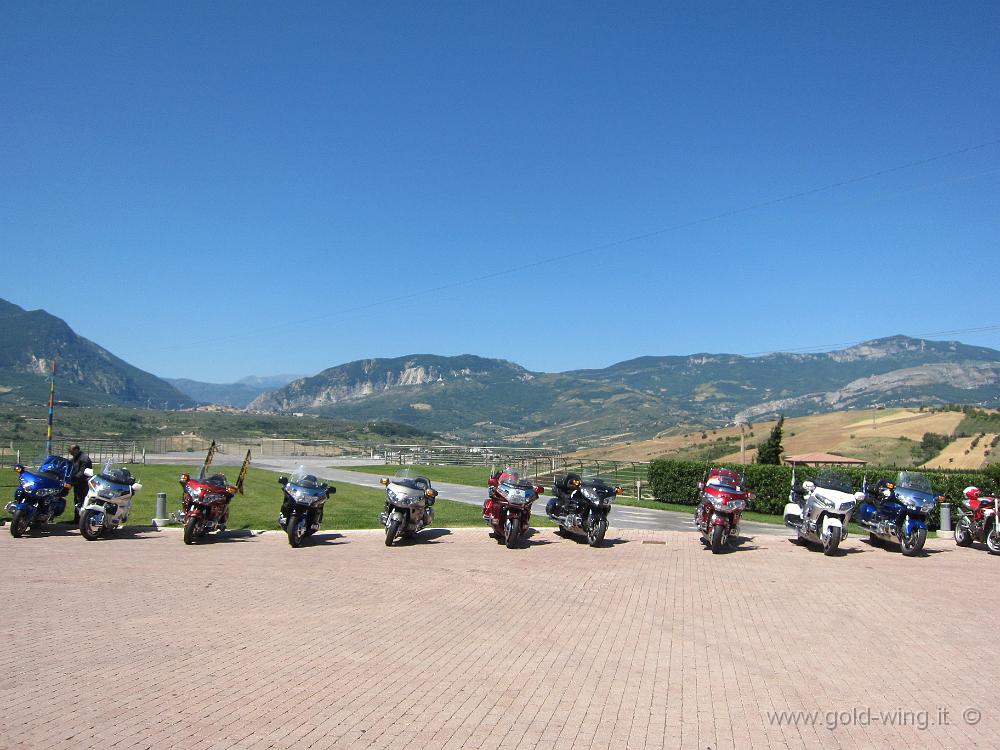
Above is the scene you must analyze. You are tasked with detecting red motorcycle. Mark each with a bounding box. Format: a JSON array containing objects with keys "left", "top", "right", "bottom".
[
  {"left": 694, "top": 467, "right": 752, "bottom": 553},
  {"left": 955, "top": 486, "right": 1000, "bottom": 553},
  {"left": 483, "top": 468, "right": 544, "bottom": 549},
  {"left": 172, "top": 443, "right": 251, "bottom": 544}
]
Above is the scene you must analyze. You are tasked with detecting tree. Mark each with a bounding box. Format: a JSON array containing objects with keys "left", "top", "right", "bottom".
[{"left": 756, "top": 416, "right": 784, "bottom": 465}]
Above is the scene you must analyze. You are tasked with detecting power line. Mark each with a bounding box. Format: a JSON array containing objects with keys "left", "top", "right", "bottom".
[{"left": 145, "top": 136, "right": 1000, "bottom": 352}]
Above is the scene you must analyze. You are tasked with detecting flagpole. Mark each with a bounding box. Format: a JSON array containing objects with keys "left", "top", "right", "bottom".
[{"left": 45, "top": 359, "right": 56, "bottom": 455}]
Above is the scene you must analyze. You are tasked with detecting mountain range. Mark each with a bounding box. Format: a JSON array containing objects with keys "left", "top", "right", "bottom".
[
  {"left": 0, "top": 299, "right": 193, "bottom": 408},
  {"left": 247, "top": 338, "right": 1000, "bottom": 445},
  {"left": 164, "top": 374, "right": 303, "bottom": 408},
  {"left": 2, "top": 296, "right": 999, "bottom": 445}
]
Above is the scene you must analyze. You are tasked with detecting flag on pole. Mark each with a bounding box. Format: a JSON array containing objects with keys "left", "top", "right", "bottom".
[
  {"left": 235, "top": 450, "right": 251, "bottom": 494},
  {"left": 45, "top": 360, "right": 56, "bottom": 455},
  {"left": 199, "top": 440, "right": 217, "bottom": 481}
]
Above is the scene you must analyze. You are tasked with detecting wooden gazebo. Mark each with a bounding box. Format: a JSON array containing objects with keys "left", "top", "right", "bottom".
[{"left": 783, "top": 452, "right": 867, "bottom": 467}]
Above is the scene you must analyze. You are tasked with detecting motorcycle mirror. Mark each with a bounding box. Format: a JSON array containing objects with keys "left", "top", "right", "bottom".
[
  {"left": 614, "top": 486, "right": 623, "bottom": 495},
  {"left": 534, "top": 485, "right": 545, "bottom": 496},
  {"left": 697, "top": 482, "right": 704, "bottom": 490},
  {"left": 278, "top": 476, "right": 288, "bottom": 486},
  {"left": 179, "top": 473, "right": 190, "bottom": 483},
  {"left": 132, "top": 482, "right": 143, "bottom": 491},
  {"left": 747, "top": 492, "right": 756, "bottom": 501},
  {"left": 380, "top": 478, "right": 389, "bottom": 486},
  {"left": 854, "top": 491, "right": 865, "bottom": 502},
  {"left": 84, "top": 468, "right": 94, "bottom": 478},
  {"left": 802, "top": 481, "right": 815, "bottom": 492},
  {"left": 327, "top": 486, "right": 337, "bottom": 495}
]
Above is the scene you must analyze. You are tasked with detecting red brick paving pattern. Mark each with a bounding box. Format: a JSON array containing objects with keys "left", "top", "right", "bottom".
[{"left": 1, "top": 526, "right": 996, "bottom": 749}]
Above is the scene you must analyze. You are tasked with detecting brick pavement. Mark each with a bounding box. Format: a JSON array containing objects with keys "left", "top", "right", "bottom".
[{"left": 1, "top": 525, "right": 996, "bottom": 749}]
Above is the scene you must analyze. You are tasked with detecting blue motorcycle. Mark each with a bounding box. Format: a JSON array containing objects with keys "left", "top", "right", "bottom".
[
  {"left": 855, "top": 471, "right": 940, "bottom": 556},
  {"left": 6, "top": 455, "right": 74, "bottom": 538}
]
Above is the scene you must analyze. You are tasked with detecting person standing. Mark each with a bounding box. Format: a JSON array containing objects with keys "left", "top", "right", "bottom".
[{"left": 68, "top": 444, "right": 92, "bottom": 524}]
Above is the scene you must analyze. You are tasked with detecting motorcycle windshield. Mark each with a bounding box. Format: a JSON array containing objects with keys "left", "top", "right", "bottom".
[
  {"left": 98, "top": 458, "right": 134, "bottom": 486},
  {"left": 203, "top": 473, "right": 229, "bottom": 488},
  {"left": 815, "top": 469, "right": 853, "bottom": 495},
  {"left": 896, "top": 471, "right": 933, "bottom": 495},
  {"left": 290, "top": 465, "right": 327, "bottom": 490},
  {"left": 580, "top": 474, "right": 614, "bottom": 491},
  {"left": 37, "top": 455, "right": 73, "bottom": 482},
  {"left": 706, "top": 469, "right": 742, "bottom": 491},
  {"left": 391, "top": 468, "right": 432, "bottom": 492}
]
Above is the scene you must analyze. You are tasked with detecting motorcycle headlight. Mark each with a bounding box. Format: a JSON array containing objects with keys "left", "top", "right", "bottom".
[
  {"left": 92, "top": 479, "right": 116, "bottom": 499},
  {"left": 582, "top": 488, "right": 598, "bottom": 502},
  {"left": 187, "top": 486, "right": 203, "bottom": 500}
]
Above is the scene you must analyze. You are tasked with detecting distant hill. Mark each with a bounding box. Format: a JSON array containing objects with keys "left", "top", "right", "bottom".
[
  {"left": 166, "top": 373, "right": 303, "bottom": 407},
  {"left": 247, "top": 337, "right": 1000, "bottom": 446},
  {"left": 0, "top": 298, "right": 194, "bottom": 408}
]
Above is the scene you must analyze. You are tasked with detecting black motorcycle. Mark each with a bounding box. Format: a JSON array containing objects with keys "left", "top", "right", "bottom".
[
  {"left": 545, "top": 473, "right": 619, "bottom": 547},
  {"left": 277, "top": 467, "right": 336, "bottom": 547}
]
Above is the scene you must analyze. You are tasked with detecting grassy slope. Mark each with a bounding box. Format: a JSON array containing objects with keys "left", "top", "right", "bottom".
[{"left": 0, "top": 465, "right": 522, "bottom": 531}]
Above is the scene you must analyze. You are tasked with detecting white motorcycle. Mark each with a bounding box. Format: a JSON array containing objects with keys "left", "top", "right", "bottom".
[
  {"left": 783, "top": 468, "right": 861, "bottom": 555},
  {"left": 78, "top": 460, "right": 143, "bottom": 540}
]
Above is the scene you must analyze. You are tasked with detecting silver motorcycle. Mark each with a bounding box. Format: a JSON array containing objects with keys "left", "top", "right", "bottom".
[
  {"left": 379, "top": 469, "right": 438, "bottom": 546},
  {"left": 79, "top": 460, "right": 143, "bottom": 541}
]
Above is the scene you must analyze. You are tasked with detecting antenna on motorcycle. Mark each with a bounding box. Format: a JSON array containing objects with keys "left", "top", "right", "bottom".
[{"left": 199, "top": 440, "right": 217, "bottom": 482}]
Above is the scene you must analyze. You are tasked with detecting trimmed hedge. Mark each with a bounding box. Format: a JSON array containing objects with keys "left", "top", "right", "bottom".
[{"left": 648, "top": 458, "right": 1000, "bottom": 531}]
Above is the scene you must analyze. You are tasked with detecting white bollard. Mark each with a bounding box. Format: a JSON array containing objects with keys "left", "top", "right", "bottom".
[{"left": 152, "top": 492, "right": 170, "bottom": 528}]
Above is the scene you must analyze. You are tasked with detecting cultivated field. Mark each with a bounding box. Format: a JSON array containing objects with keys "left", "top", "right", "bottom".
[{"left": 568, "top": 408, "right": 968, "bottom": 465}]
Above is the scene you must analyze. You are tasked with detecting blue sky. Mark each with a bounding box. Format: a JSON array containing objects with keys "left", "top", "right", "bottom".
[{"left": 2, "top": 1, "right": 998, "bottom": 382}]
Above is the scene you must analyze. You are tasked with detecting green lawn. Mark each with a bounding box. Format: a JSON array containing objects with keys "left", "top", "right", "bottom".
[
  {"left": 340, "top": 464, "right": 492, "bottom": 487},
  {"left": 0, "top": 464, "right": 526, "bottom": 531}
]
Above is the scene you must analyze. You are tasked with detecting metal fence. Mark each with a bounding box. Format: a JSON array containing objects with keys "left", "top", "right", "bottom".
[
  {"left": 0, "top": 436, "right": 141, "bottom": 468},
  {"left": 0, "top": 434, "right": 653, "bottom": 500}
]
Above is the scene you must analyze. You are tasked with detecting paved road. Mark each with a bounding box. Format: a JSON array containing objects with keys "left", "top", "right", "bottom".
[
  {"left": 2, "top": 527, "right": 992, "bottom": 749},
  {"left": 145, "top": 453, "right": 788, "bottom": 537}
]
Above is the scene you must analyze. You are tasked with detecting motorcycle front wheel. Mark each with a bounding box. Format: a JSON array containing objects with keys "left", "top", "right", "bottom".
[
  {"left": 505, "top": 517, "right": 521, "bottom": 549},
  {"left": 79, "top": 509, "right": 103, "bottom": 541},
  {"left": 900, "top": 527, "right": 926, "bottom": 556},
  {"left": 588, "top": 517, "right": 608, "bottom": 547},
  {"left": 710, "top": 524, "right": 727, "bottom": 554},
  {"left": 986, "top": 524, "right": 1000, "bottom": 555},
  {"left": 385, "top": 517, "right": 401, "bottom": 547},
  {"left": 183, "top": 517, "right": 200, "bottom": 545},
  {"left": 287, "top": 513, "right": 306, "bottom": 548},
  {"left": 822, "top": 526, "right": 842, "bottom": 556},
  {"left": 954, "top": 519, "right": 973, "bottom": 547},
  {"left": 10, "top": 509, "right": 28, "bottom": 538}
]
